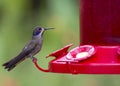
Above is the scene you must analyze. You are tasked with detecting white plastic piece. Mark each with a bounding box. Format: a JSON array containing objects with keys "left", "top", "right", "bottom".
[{"left": 66, "top": 45, "right": 95, "bottom": 61}]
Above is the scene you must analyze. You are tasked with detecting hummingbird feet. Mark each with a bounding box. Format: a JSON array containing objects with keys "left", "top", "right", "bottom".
[{"left": 30, "top": 57, "right": 37, "bottom": 62}]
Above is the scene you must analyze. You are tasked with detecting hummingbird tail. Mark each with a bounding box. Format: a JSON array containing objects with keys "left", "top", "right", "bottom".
[{"left": 2, "top": 53, "right": 26, "bottom": 71}]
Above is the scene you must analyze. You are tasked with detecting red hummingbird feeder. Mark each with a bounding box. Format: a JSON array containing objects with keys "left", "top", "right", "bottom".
[{"left": 33, "top": 0, "right": 120, "bottom": 74}]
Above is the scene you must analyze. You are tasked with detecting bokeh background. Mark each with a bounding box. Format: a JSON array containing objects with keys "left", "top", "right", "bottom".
[{"left": 0, "top": 0, "right": 120, "bottom": 86}]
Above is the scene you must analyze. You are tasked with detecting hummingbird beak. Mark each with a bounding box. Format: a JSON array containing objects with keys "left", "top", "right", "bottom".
[{"left": 44, "top": 28, "right": 54, "bottom": 30}]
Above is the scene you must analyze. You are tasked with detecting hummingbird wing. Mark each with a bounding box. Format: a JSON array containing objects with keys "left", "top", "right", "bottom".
[{"left": 2, "top": 40, "right": 37, "bottom": 71}]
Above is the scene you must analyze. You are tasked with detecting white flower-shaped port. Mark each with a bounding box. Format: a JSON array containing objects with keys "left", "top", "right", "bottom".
[{"left": 66, "top": 45, "right": 95, "bottom": 61}]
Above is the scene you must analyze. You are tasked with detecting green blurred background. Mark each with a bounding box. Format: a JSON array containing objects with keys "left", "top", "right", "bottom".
[{"left": 0, "top": 0, "right": 120, "bottom": 86}]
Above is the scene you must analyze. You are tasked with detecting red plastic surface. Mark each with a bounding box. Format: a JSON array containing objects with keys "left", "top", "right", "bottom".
[
  {"left": 47, "top": 45, "right": 120, "bottom": 74},
  {"left": 80, "top": 0, "right": 120, "bottom": 45},
  {"left": 32, "top": 58, "right": 49, "bottom": 72},
  {"left": 33, "top": 0, "right": 120, "bottom": 74}
]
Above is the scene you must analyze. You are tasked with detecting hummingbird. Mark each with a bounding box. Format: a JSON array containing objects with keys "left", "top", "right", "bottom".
[{"left": 2, "top": 27, "right": 53, "bottom": 71}]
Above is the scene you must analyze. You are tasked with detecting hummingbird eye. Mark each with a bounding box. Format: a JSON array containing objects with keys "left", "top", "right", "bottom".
[{"left": 39, "top": 28, "right": 42, "bottom": 31}]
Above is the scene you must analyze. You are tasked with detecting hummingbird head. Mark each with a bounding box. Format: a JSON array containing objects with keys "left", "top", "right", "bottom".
[{"left": 33, "top": 27, "right": 54, "bottom": 37}]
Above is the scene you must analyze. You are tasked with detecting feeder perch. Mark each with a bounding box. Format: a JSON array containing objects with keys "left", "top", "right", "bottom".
[{"left": 33, "top": 0, "right": 120, "bottom": 74}]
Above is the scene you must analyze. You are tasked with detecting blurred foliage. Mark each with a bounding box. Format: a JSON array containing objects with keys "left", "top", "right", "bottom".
[{"left": 0, "top": 0, "right": 120, "bottom": 86}]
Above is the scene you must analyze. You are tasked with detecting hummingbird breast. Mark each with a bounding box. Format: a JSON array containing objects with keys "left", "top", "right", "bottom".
[{"left": 27, "top": 37, "right": 43, "bottom": 57}]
